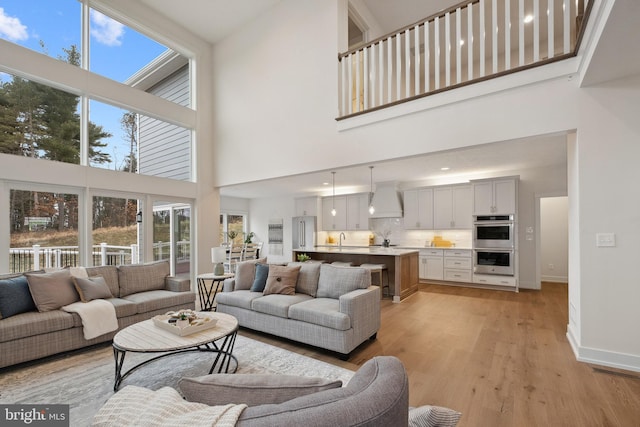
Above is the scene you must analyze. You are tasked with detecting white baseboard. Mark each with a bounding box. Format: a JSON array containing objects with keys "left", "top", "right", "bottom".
[
  {"left": 541, "top": 274, "right": 568, "bottom": 283},
  {"left": 566, "top": 327, "right": 640, "bottom": 373}
]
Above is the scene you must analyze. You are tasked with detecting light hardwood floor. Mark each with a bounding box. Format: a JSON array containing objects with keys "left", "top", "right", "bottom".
[{"left": 240, "top": 283, "right": 640, "bottom": 426}]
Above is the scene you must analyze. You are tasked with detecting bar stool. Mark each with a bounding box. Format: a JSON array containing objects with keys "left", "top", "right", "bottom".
[{"left": 360, "top": 263, "right": 389, "bottom": 297}]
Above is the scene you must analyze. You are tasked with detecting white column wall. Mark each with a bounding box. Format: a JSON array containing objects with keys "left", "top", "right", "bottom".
[{"left": 570, "top": 73, "right": 640, "bottom": 369}]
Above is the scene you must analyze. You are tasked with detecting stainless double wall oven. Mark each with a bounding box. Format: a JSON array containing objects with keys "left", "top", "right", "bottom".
[{"left": 473, "top": 215, "right": 515, "bottom": 276}]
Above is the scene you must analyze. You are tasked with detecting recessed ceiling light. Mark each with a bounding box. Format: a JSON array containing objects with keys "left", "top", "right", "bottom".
[
  {"left": 441, "top": 167, "right": 450, "bottom": 171},
  {"left": 524, "top": 14, "right": 534, "bottom": 23},
  {"left": 323, "top": 182, "right": 329, "bottom": 186}
]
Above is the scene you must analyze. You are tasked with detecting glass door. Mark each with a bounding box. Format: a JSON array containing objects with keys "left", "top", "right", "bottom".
[{"left": 153, "top": 201, "right": 191, "bottom": 277}]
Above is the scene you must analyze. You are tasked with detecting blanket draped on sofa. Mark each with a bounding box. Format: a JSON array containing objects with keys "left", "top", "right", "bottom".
[{"left": 92, "top": 385, "right": 247, "bottom": 427}]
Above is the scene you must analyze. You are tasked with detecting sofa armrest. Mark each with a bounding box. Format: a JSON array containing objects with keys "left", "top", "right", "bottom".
[
  {"left": 222, "top": 278, "right": 236, "bottom": 292},
  {"left": 339, "top": 286, "right": 381, "bottom": 333},
  {"left": 165, "top": 276, "right": 191, "bottom": 292}
]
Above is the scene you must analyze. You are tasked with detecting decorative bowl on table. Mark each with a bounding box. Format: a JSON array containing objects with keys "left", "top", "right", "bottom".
[{"left": 153, "top": 310, "right": 218, "bottom": 336}]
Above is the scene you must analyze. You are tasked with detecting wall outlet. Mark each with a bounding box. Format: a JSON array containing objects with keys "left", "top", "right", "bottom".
[{"left": 548, "top": 263, "right": 555, "bottom": 270}]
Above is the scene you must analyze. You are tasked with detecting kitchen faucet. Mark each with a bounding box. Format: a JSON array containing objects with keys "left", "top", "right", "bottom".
[{"left": 339, "top": 232, "right": 346, "bottom": 249}]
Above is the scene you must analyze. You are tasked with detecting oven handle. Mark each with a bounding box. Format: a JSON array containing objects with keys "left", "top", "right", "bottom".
[
  {"left": 473, "top": 248, "right": 514, "bottom": 253},
  {"left": 473, "top": 221, "right": 514, "bottom": 226}
]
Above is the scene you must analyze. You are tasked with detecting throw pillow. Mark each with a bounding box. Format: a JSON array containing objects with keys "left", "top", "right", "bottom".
[
  {"left": 316, "top": 264, "right": 371, "bottom": 299},
  {"left": 25, "top": 269, "right": 79, "bottom": 312},
  {"left": 118, "top": 260, "right": 169, "bottom": 297},
  {"left": 233, "top": 258, "right": 266, "bottom": 291},
  {"left": 179, "top": 374, "right": 342, "bottom": 406},
  {"left": 408, "top": 405, "right": 462, "bottom": 427},
  {"left": 288, "top": 261, "right": 321, "bottom": 297},
  {"left": 263, "top": 265, "right": 301, "bottom": 296},
  {"left": 0, "top": 276, "right": 37, "bottom": 319},
  {"left": 250, "top": 263, "right": 269, "bottom": 292},
  {"left": 72, "top": 275, "right": 113, "bottom": 302}
]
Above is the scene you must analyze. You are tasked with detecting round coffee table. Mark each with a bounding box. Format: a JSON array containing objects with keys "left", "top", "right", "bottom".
[{"left": 112, "top": 312, "right": 238, "bottom": 391}]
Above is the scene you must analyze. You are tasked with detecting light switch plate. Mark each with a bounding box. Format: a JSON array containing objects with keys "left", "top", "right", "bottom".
[
  {"left": 526, "top": 226, "right": 534, "bottom": 233},
  {"left": 596, "top": 233, "right": 616, "bottom": 247}
]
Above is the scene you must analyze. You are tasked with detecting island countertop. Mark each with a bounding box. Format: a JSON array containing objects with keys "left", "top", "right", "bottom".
[{"left": 294, "top": 247, "right": 419, "bottom": 256}]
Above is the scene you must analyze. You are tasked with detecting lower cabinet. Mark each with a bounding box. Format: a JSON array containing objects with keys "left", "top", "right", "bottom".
[
  {"left": 472, "top": 274, "right": 517, "bottom": 287},
  {"left": 443, "top": 250, "right": 472, "bottom": 282},
  {"left": 420, "top": 250, "right": 444, "bottom": 280}
]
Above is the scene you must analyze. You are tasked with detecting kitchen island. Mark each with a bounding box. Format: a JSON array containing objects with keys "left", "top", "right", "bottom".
[{"left": 292, "top": 247, "right": 419, "bottom": 302}]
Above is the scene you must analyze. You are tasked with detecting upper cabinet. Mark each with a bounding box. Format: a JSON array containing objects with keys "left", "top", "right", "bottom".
[
  {"left": 472, "top": 177, "right": 518, "bottom": 215},
  {"left": 322, "top": 194, "right": 368, "bottom": 231},
  {"left": 403, "top": 188, "right": 434, "bottom": 229},
  {"left": 294, "top": 196, "right": 320, "bottom": 217},
  {"left": 433, "top": 185, "right": 472, "bottom": 229},
  {"left": 346, "top": 193, "right": 370, "bottom": 231},
  {"left": 322, "top": 196, "right": 347, "bottom": 231}
]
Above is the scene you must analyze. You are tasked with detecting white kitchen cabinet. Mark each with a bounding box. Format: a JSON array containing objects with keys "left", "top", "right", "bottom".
[
  {"left": 346, "top": 193, "right": 370, "bottom": 230},
  {"left": 443, "top": 249, "right": 472, "bottom": 283},
  {"left": 419, "top": 249, "right": 443, "bottom": 280},
  {"left": 403, "top": 188, "right": 434, "bottom": 229},
  {"left": 294, "top": 196, "right": 319, "bottom": 217},
  {"left": 322, "top": 196, "right": 347, "bottom": 231},
  {"left": 473, "top": 274, "right": 517, "bottom": 288},
  {"left": 472, "top": 178, "right": 517, "bottom": 215},
  {"left": 433, "top": 185, "right": 472, "bottom": 229}
]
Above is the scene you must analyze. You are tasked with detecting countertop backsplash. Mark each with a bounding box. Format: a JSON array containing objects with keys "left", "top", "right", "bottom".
[{"left": 319, "top": 228, "right": 472, "bottom": 249}]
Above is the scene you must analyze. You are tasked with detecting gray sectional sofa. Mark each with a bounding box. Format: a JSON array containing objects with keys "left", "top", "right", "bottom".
[
  {"left": 216, "top": 260, "right": 380, "bottom": 358},
  {"left": 0, "top": 260, "right": 195, "bottom": 368}
]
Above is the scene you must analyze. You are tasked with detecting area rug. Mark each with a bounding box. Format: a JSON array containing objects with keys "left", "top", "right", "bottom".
[{"left": 0, "top": 335, "right": 354, "bottom": 426}]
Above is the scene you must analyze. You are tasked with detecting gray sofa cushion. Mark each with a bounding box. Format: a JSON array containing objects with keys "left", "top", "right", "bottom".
[
  {"left": 72, "top": 276, "right": 113, "bottom": 302},
  {"left": 25, "top": 269, "right": 79, "bottom": 312},
  {"left": 216, "top": 290, "right": 264, "bottom": 310},
  {"left": 85, "top": 266, "right": 120, "bottom": 297},
  {"left": 118, "top": 261, "right": 169, "bottom": 297},
  {"left": 0, "top": 310, "right": 75, "bottom": 342},
  {"left": 107, "top": 298, "right": 138, "bottom": 318},
  {"left": 288, "top": 298, "right": 350, "bottom": 331},
  {"left": 234, "top": 260, "right": 258, "bottom": 291},
  {"left": 0, "top": 276, "right": 36, "bottom": 319},
  {"left": 179, "top": 374, "right": 342, "bottom": 406},
  {"left": 288, "top": 262, "right": 321, "bottom": 297},
  {"left": 316, "top": 264, "right": 371, "bottom": 299},
  {"left": 122, "top": 290, "right": 195, "bottom": 314},
  {"left": 251, "top": 294, "right": 313, "bottom": 318}
]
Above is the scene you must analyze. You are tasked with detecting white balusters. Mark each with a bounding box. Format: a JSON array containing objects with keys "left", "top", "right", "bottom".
[{"left": 337, "top": 0, "right": 584, "bottom": 118}]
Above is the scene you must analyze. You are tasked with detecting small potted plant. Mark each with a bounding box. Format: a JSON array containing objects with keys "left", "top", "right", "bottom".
[
  {"left": 176, "top": 312, "right": 190, "bottom": 328},
  {"left": 244, "top": 231, "right": 255, "bottom": 244},
  {"left": 297, "top": 253, "right": 311, "bottom": 262}
]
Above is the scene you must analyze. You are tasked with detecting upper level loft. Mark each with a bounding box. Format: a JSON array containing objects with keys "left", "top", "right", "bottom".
[{"left": 338, "top": 0, "right": 592, "bottom": 120}]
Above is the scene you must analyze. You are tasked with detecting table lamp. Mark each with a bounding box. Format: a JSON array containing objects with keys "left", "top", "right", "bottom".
[{"left": 211, "top": 247, "right": 226, "bottom": 275}]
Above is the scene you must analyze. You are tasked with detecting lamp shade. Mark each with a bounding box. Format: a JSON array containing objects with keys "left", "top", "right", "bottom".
[{"left": 211, "top": 247, "right": 226, "bottom": 263}]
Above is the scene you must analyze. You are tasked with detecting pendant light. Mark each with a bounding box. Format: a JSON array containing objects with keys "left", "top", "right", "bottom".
[
  {"left": 331, "top": 172, "right": 337, "bottom": 216},
  {"left": 368, "top": 166, "right": 375, "bottom": 215}
]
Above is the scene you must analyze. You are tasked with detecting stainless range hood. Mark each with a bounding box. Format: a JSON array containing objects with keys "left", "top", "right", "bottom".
[{"left": 370, "top": 182, "right": 403, "bottom": 218}]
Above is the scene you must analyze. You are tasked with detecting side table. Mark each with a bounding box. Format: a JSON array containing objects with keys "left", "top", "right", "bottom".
[{"left": 197, "top": 273, "right": 234, "bottom": 311}]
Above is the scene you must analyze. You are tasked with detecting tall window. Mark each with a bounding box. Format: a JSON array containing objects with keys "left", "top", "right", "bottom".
[
  {"left": 92, "top": 195, "right": 140, "bottom": 266},
  {"left": 9, "top": 189, "right": 79, "bottom": 273},
  {"left": 0, "top": 1, "right": 193, "bottom": 179}
]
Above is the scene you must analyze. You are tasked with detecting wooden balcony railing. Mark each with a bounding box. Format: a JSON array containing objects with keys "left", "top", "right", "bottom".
[{"left": 337, "top": 0, "right": 592, "bottom": 120}]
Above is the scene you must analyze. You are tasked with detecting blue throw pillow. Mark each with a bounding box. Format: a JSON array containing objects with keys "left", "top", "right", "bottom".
[
  {"left": 0, "top": 276, "right": 37, "bottom": 319},
  {"left": 250, "top": 264, "right": 269, "bottom": 292}
]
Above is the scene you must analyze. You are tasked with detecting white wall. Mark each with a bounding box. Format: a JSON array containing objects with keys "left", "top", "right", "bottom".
[
  {"left": 568, "top": 73, "right": 640, "bottom": 370},
  {"left": 540, "top": 197, "right": 569, "bottom": 282}
]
